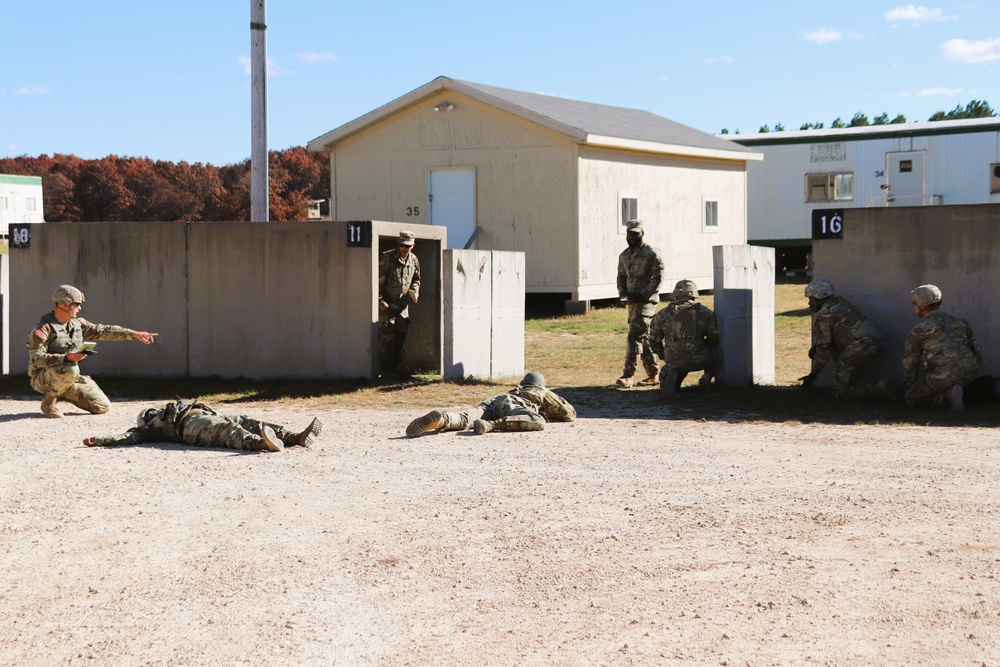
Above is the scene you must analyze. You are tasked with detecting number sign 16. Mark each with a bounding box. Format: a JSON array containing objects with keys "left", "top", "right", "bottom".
[{"left": 811, "top": 209, "right": 844, "bottom": 240}]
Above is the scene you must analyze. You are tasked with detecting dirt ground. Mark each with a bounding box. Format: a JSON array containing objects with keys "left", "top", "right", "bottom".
[{"left": 2, "top": 396, "right": 999, "bottom": 666}]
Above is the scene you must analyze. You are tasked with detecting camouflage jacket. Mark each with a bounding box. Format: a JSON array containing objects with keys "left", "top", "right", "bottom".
[
  {"left": 617, "top": 243, "right": 664, "bottom": 304},
  {"left": 648, "top": 300, "right": 719, "bottom": 362},
  {"left": 28, "top": 312, "right": 134, "bottom": 378},
  {"left": 810, "top": 296, "right": 884, "bottom": 374},
  {"left": 481, "top": 385, "right": 577, "bottom": 423},
  {"left": 92, "top": 401, "right": 217, "bottom": 447},
  {"left": 903, "top": 310, "right": 982, "bottom": 389},
  {"left": 378, "top": 249, "right": 421, "bottom": 315}
]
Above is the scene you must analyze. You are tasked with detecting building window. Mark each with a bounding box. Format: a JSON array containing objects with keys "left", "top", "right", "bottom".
[
  {"left": 992, "top": 164, "right": 1000, "bottom": 194},
  {"left": 806, "top": 172, "right": 854, "bottom": 202},
  {"left": 703, "top": 198, "right": 719, "bottom": 232},
  {"left": 899, "top": 160, "right": 912, "bottom": 173},
  {"left": 619, "top": 193, "right": 638, "bottom": 232},
  {"left": 26, "top": 198, "right": 37, "bottom": 212}
]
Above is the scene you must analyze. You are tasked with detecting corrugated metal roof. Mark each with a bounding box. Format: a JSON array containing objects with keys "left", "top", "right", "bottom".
[
  {"left": 725, "top": 116, "right": 1000, "bottom": 146},
  {"left": 308, "top": 76, "right": 758, "bottom": 160}
]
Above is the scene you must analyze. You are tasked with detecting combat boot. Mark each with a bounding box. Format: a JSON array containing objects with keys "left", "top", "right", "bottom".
[
  {"left": 660, "top": 369, "right": 680, "bottom": 397},
  {"left": 473, "top": 419, "right": 499, "bottom": 435},
  {"left": 41, "top": 394, "right": 62, "bottom": 418},
  {"left": 638, "top": 374, "right": 659, "bottom": 387},
  {"left": 875, "top": 378, "right": 897, "bottom": 402},
  {"left": 261, "top": 425, "right": 284, "bottom": 452},
  {"left": 407, "top": 410, "right": 446, "bottom": 437},
  {"left": 616, "top": 376, "right": 635, "bottom": 389},
  {"left": 284, "top": 417, "right": 324, "bottom": 447},
  {"left": 945, "top": 385, "right": 965, "bottom": 411}
]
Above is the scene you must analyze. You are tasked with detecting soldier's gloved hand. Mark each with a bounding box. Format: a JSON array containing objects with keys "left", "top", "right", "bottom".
[
  {"left": 808, "top": 346, "right": 816, "bottom": 359},
  {"left": 799, "top": 373, "right": 817, "bottom": 389}
]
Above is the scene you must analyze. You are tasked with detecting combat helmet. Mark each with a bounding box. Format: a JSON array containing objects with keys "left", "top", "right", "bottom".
[
  {"left": 52, "top": 285, "right": 85, "bottom": 305},
  {"left": 672, "top": 279, "right": 698, "bottom": 301},
  {"left": 909, "top": 284, "right": 942, "bottom": 307},
  {"left": 137, "top": 407, "right": 159, "bottom": 428},
  {"left": 520, "top": 372, "right": 546, "bottom": 388},
  {"left": 804, "top": 279, "right": 835, "bottom": 299}
]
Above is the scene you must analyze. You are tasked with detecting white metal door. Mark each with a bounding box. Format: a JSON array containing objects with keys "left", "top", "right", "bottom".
[
  {"left": 429, "top": 169, "right": 475, "bottom": 249},
  {"left": 886, "top": 151, "right": 926, "bottom": 206}
]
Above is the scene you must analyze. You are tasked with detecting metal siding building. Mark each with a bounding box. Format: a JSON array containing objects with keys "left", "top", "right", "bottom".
[
  {"left": 308, "top": 77, "right": 761, "bottom": 306},
  {"left": 725, "top": 118, "right": 1000, "bottom": 268},
  {"left": 0, "top": 174, "right": 44, "bottom": 237}
]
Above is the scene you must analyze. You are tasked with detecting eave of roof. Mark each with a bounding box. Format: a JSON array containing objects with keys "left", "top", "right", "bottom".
[{"left": 307, "top": 76, "right": 760, "bottom": 162}]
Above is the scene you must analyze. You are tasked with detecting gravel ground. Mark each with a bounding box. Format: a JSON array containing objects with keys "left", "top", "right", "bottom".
[{"left": 1, "top": 397, "right": 999, "bottom": 666}]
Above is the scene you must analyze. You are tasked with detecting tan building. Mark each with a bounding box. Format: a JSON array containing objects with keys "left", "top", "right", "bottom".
[{"left": 308, "top": 77, "right": 761, "bottom": 310}]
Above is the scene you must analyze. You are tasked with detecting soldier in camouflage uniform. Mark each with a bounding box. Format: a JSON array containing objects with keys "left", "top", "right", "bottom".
[
  {"left": 903, "top": 284, "right": 982, "bottom": 410},
  {"left": 800, "top": 279, "right": 892, "bottom": 400},
  {"left": 648, "top": 279, "right": 720, "bottom": 396},
  {"left": 406, "top": 372, "right": 576, "bottom": 436},
  {"left": 378, "top": 231, "right": 421, "bottom": 376},
  {"left": 83, "top": 400, "right": 324, "bottom": 452},
  {"left": 28, "top": 285, "right": 158, "bottom": 418},
  {"left": 615, "top": 220, "right": 664, "bottom": 388}
]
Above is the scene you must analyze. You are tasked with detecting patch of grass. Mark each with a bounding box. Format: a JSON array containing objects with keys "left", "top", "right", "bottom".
[{"left": 3, "top": 282, "right": 997, "bottom": 426}]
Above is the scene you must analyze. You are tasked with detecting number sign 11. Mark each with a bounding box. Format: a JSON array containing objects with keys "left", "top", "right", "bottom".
[{"left": 811, "top": 209, "right": 844, "bottom": 240}]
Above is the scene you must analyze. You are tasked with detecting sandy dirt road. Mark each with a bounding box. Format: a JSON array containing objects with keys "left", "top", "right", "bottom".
[{"left": 1, "top": 396, "right": 999, "bottom": 666}]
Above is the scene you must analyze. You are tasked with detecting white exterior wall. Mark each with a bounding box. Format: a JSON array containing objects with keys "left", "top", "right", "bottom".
[
  {"left": 329, "top": 92, "right": 579, "bottom": 294},
  {"left": 577, "top": 149, "right": 748, "bottom": 299},
  {"left": 0, "top": 175, "right": 44, "bottom": 236},
  {"left": 739, "top": 127, "right": 1000, "bottom": 244}
]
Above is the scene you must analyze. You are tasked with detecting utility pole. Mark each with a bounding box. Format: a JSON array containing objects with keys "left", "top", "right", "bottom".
[{"left": 250, "top": 0, "right": 268, "bottom": 221}]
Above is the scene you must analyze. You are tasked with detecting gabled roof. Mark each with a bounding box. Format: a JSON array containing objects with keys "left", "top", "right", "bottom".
[{"left": 308, "top": 76, "right": 760, "bottom": 162}]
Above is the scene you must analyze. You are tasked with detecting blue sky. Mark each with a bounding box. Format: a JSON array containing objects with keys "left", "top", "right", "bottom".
[{"left": 2, "top": 1, "right": 998, "bottom": 166}]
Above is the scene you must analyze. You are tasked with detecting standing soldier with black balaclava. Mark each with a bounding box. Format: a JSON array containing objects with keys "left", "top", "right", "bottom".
[{"left": 615, "top": 220, "right": 664, "bottom": 388}]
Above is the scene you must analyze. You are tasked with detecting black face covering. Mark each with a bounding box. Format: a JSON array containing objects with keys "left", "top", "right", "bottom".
[{"left": 626, "top": 233, "right": 643, "bottom": 249}]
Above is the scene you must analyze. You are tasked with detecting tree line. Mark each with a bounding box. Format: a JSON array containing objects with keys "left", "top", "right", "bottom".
[
  {"left": 0, "top": 146, "right": 330, "bottom": 222},
  {"left": 720, "top": 99, "right": 996, "bottom": 135}
]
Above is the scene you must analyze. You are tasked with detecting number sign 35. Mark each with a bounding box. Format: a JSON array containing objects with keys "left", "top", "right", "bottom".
[{"left": 811, "top": 209, "right": 844, "bottom": 240}]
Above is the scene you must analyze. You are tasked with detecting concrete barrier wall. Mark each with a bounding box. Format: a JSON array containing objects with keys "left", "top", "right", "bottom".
[
  {"left": 8, "top": 221, "right": 446, "bottom": 379},
  {"left": 813, "top": 204, "right": 999, "bottom": 384},
  {"left": 443, "top": 249, "right": 525, "bottom": 381},
  {"left": 713, "top": 245, "right": 776, "bottom": 385}
]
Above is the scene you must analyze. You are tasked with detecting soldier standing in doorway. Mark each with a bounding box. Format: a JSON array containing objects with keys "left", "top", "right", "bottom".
[
  {"left": 615, "top": 220, "right": 664, "bottom": 388},
  {"left": 378, "top": 231, "right": 421, "bottom": 377}
]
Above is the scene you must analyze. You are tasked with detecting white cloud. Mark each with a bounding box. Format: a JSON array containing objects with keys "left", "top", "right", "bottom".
[
  {"left": 941, "top": 38, "right": 1000, "bottom": 63},
  {"left": 884, "top": 5, "right": 957, "bottom": 22},
  {"left": 917, "top": 86, "right": 964, "bottom": 95},
  {"left": 705, "top": 55, "right": 733, "bottom": 64},
  {"left": 294, "top": 52, "right": 338, "bottom": 65},
  {"left": 804, "top": 28, "right": 842, "bottom": 44},
  {"left": 238, "top": 55, "right": 294, "bottom": 76},
  {"left": 14, "top": 86, "right": 53, "bottom": 95},
  {"left": 846, "top": 31, "right": 864, "bottom": 40}
]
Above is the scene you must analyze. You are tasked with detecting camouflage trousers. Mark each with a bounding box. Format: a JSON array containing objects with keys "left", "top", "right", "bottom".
[
  {"left": 905, "top": 368, "right": 979, "bottom": 408},
  {"left": 378, "top": 311, "right": 410, "bottom": 373},
  {"left": 659, "top": 348, "right": 721, "bottom": 384},
  {"left": 623, "top": 302, "right": 658, "bottom": 378},
  {"left": 437, "top": 396, "right": 546, "bottom": 433},
  {"left": 182, "top": 413, "right": 284, "bottom": 451},
  {"left": 830, "top": 344, "right": 883, "bottom": 400},
  {"left": 30, "top": 364, "right": 111, "bottom": 414}
]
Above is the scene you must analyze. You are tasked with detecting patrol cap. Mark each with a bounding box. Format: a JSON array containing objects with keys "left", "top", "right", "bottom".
[
  {"left": 804, "top": 279, "right": 835, "bottom": 299},
  {"left": 672, "top": 279, "right": 698, "bottom": 301},
  {"left": 909, "top": 284, "right": 942, "bottom": 307},
  {"left": 52, "top": 284, "right": 85, "bottom": 305},
  {"left": 626, "top": 220, "right": 644, "bottom": 234},
  {"left": 398, "top": 231, "right": 416, "bottom": 246}
]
